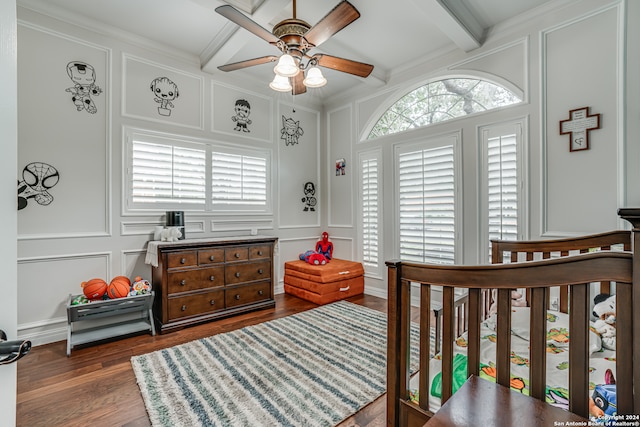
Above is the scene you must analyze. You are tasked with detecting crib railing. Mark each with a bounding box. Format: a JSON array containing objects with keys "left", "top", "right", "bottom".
[{"left": 386, "top": 251, "right": 635, "bottom": 426}]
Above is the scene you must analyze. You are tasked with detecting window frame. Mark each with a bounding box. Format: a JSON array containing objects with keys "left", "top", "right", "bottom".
[
  {"left": 478, "top": 119, "right": 528, "bottom": 263},
  {"left": 364, "top": 75, "right": 524, "bottom": 142},
  {"left": 394, "top": 132, "right": 463, "bottom": 264},
  {"left": 357, "top": 149, "right": 383, "bottom": 278},
  {"left": 124, "top": 127, "right": 272, "bottom": 215}
]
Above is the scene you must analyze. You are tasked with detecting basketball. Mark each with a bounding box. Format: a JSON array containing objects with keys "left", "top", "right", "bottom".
[
  {"left": 107, "top": 276, "right": 131, "bottom": 299},
  {"left": 81, "top": 278, "right": 108, "bottom": 300}
]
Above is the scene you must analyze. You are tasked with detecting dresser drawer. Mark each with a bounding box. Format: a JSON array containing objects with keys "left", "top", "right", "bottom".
[
  {"left": 167, "top": 266, "right": 224, "bottom": 294},
  {"left": 225, "top": 260, "right": 271, "bottom": 285},
  {"left": 166, "top": 251, "right": 197, "bottom": 269},
  {"left": 250, "top": 245, "right": 271, "bottom": 260},
  {"left": 226, "top": 282, "right": 271, "bottom": 308},
  {"left": 225, "top": 247, "right": 249, "bottom": 262},
  {"left": 198, "top": 248, "right": 225, "bottom": 265},
  {"left": 168, "top": 289, "right": 224, "bottom": 321}
]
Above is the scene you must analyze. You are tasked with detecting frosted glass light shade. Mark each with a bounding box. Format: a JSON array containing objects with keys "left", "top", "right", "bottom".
[
  {"left": 303, "top": 66, "right": 327, "bottom": 88},
  {"left": 269, "top": 74, "right": 292, "bottom": 92},
  {"left": 273, "top": 54, "right": 299, "bottom": 77}
]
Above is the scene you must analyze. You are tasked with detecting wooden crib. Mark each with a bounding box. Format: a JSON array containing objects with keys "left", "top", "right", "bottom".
[{"left": 386, "top": 209, "right": 640, "bottom": 426}]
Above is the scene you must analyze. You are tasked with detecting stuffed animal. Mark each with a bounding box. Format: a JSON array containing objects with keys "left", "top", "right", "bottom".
[
  {"left": 488, "top": 289, "right": 527, "bottom": 316},
  {"left": 130, "top": 276, "right": 152, "bottom": 296},
  {"left": 316, "top": 232, "right": 333, "bottom": 260},
  {"left": 160, "top": 227, "right": 182, "bottom": 242},
  {"left": 592, "top": 293, "right": 616, "bottom": 350},
  {"left": 589, "top": 368, "right": 616, "bottom": 418},
  {"left": 299, "top": 250, "right": 328, "bottom": 265}
]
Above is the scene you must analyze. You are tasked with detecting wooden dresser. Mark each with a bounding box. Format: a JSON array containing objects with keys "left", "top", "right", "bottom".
[{"left": 150, "top": 236, "right": 278, "bottom": 333}]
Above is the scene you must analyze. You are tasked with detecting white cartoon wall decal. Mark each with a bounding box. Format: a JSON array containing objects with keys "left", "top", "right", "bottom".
[
  {"left": 150, "top": 77, "right": 179, "bottom": 116},
  {"left": 301, "top": 181, "right": 317, "bottom": 212},
  {"left": 281, "top": 115, "right": 304, "bottom": 146},
  {"left": 232, "top": 99, "right": 252, "bottom": 132},
  {"left": 17, "top": 162, "right": 60, "bottom": 210},
  {"left": 65, "top": 61, "right": 102, "bottom": 114},
  {"left": 336, "top": 158, "right": 346, "bottom": 176}
]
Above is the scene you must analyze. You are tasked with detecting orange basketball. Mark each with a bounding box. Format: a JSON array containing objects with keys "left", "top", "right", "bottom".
[
  {"left": 81, "top": 278, "right": 108, "bottom": 300},
  {"left": 107, "top": 276, "right": 131, "bottom": 299}
]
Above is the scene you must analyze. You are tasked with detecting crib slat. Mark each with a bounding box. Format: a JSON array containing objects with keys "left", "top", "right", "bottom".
[
  {"left": 529, "top": 287, "right": 547, "bottom": 401},
  {"left": 496, "top": 288, "right": 512, "bottom": 387},
  {"left": 616, "top": 285, "right": 633, "bottom": 414},
  {"left": 418, "top": 284, "right": 431, "bottom": 411},
  {"left": 441, "top": 286, "right": 455, "bottom": 403},
  {"left": 568, "top": 284, "right": 589, "bottom": 418},
  {"left": 467, "top": 289, "right": 481, "bottom": 378}
]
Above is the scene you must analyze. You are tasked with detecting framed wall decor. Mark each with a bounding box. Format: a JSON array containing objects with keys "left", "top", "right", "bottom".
[{"left": 559, "top": 106, "right": 601, "bottom": 152}]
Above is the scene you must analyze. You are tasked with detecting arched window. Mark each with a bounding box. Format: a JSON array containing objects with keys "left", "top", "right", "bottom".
[{"left": 367, "top": 78, "right": 521, "bottom": 139}]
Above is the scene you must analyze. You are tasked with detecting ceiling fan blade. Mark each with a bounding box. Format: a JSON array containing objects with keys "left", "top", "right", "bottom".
[
  {"left": 303, "top": 1, "right": 360, "bottom": 47},
  {"left": 313, "top": 54, "right": 373, "bottom": 77},
  {"left": 215, "top": 5, "right": 280, "bottom": 45},
  {"left": 291, "top": 72, "right": 307, "bottom": 95},
  {"left": 218, "top": 56, "right": 279, "bottom": 72}
]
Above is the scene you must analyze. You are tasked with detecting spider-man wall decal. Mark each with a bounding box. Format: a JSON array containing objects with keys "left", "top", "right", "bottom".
[{"left": 17, "top": 162, "right": 60, "bottom": 210}]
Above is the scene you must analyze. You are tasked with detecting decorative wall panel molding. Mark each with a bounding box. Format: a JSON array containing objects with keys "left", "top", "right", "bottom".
[
  {"left": 122, "top": 53, "right": 204, "bottom": 130},
  {"left": 211, "top": 81, "right": 273, "bottom": 142}
]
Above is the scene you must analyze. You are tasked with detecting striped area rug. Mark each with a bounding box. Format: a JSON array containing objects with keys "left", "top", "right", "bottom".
[{"left": 131, "top": 301, "right": 420, "bottom": 427}]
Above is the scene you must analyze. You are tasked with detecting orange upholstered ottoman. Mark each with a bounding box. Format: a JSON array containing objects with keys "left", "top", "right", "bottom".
[{"left": 284, "top": 258, "right": 364, "bottom": 305}]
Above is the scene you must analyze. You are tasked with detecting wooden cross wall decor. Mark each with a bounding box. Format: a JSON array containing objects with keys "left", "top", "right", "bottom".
[{"left": 559, "top": 106, "right": 601, "bottom": 152}]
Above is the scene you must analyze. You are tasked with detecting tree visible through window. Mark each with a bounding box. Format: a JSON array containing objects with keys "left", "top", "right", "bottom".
[{"left": 368, "top": 78, "right": 521, "bottom": 139}]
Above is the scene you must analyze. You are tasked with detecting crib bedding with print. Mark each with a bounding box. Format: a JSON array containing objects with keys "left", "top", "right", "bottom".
[
  {"left": 386, "top": 211, "right": 640, "bottom": 427},
  {"left": 409, "top": 306, "right": 617, "bottom": 415}
]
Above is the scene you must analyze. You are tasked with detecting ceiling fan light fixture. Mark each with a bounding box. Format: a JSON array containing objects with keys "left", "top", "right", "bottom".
[
  {"left": 269, "top": 74, "right": 292, "bottom": 92},
  {"left": 303, "top": 66, "right": 327, "bottom": 88},
  {"left": 274, "top": 54, "right": 299, "bottom": 77}
]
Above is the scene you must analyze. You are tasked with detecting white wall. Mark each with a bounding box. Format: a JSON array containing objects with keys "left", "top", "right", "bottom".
[
  {"left": 323, "top": 0, "right": 639, "bottom": 297},
  {"left": 15, "top": 7, "right": 329, "bottom": 346},
  {"left": 0, "top": 0, "right": 18, "bottom": 424}
]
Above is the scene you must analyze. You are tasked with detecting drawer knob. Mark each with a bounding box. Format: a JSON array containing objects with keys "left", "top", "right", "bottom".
[
  {"left": 181, "top": 305, "right": 187, "bottom": 311},
  {"left": 209, "top": 255, "right": 215, "bottom": 261},
  {"left": 209, "top": 275, "right": 215, "bottom": 281},
  {"left": 235, "top": 272, "right": 241, "bottom": 278},
  {"left": 234, "top": 294, "right": 240, "bottom": 300},
  {"left": 257, "top": 250, "right": 263, "bottom": 256},
  {"left": 210, "top": 300, "right": 215, "bottom": 305},
  {"left": 258, "top": 290, "right": 264, "bottom": 296},
  {"left": 258, "top": 269, "right": 263, "bottom": 274},
  {"left": 234, "top": 253, "right": 240, "bottom": 258},
  {"left": 180, "top": 280, "right": 186, "bottom": 286},
  {"left": 180, "top": 258, "right": 186, "bottom": 264}
]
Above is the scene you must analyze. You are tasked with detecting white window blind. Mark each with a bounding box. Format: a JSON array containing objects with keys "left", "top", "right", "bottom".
[
  {"left": 487, "top": 133, "right": 518, "bottom": 261},
  {"left": 398, "top": 145, "right": 455, "bottom": 264},
  {"left": 361, "top": 156, "right": 379, "bottom": 267},
  {"left": 131, "top": 140, "right": 206, "bottom": 206},
  {"left": 212, "top": 152, "right": 267, "bottom": 206}
]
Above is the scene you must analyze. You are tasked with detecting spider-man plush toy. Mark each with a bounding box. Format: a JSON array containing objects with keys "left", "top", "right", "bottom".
[{"left": 316, "top": 232, "right": 333, "bottom": 260}]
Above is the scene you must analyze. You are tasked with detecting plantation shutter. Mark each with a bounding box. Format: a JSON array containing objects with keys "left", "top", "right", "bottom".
[
  {"left": 398, "top": 145, "right": 455, "bottom": 264},
  {"left": 487, "top": 133, "right": 518, "bottom": 257},
  {"left": 131, "top": 140, "right": 206, "bottom": 207},
  {"left": 361, "top": 156, "right": 379, "bottom": 267},
  {"left": 212, "top": 152, "right": 267, "bottom": 206}
]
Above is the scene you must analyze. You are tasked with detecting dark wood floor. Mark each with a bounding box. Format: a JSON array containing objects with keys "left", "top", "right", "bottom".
[{"left": 16, "top": 293, "right": 391, "bottom": 427}]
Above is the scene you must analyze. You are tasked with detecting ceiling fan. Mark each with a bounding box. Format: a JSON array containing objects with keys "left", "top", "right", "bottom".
[{"left": 215, "top": 0, "right": 374, "bottom": 95}]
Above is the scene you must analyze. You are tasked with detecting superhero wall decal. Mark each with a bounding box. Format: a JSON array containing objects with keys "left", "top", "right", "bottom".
[
  {"left": 302, "top": 181, "right": 317, "bottom": 212},
  {"left": 150, "top": 77, "right": 179, "bottom": 116},
  {"left": 281, "top": 115, "right": 304, "bottom": 146},
  {"left": 65, "top": 61, "right": 102, "bottom": 114},
  {"left": 232, "top": 99, "right": 252, "bottom": 132},
  {"left": 17, "top": 162, "right": 60, "bottom": 210}
]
